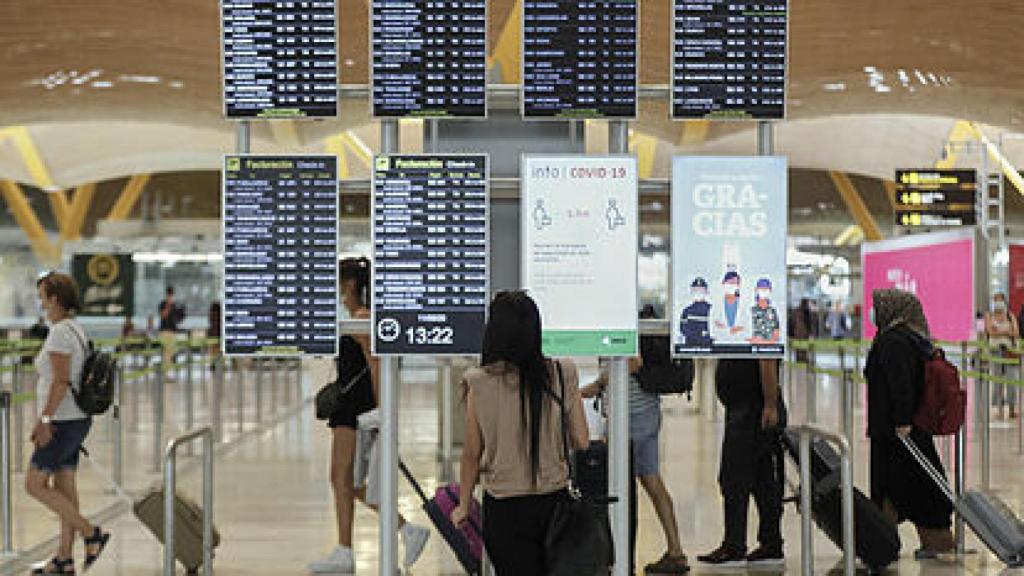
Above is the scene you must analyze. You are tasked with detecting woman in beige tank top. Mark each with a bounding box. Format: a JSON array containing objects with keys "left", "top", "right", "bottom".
[{"left": 451, "top": 291, "right": 589, "bottom": 575}]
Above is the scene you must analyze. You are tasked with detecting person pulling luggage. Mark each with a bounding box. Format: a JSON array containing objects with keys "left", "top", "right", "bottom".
[
  {"left": 865, "top": 289, "right": 954, "bottom": 558},
  {"left": 698, "top": 358, "right": 786, "bottom": 567}
]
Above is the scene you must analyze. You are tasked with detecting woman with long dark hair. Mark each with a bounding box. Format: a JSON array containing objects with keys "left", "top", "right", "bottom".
[
  {"left": 309, "top": 257, "right": 429, "bottom": 574},
  {"left": 451, "top": 291, "right": 589, "bottom": 575}
]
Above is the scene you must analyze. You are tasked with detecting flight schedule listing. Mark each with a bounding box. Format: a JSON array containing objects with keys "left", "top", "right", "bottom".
[
  {"left": 373, "top": 155, "right": 488, "bottom": 355},
  {"left": 221, "top": 0, "right": 338, "bottom": 118},
  {"left": 523, "top": 0, "right": 638, "bottom": 118},
  {"left": 372, "top": 0, "right": 487, "bottom": 118},
  {"left": 673, "top": 0, "right": 788, "bottom": 120},
  {"left": 223, "top": 155, "right": 338, "bottom": 356}
]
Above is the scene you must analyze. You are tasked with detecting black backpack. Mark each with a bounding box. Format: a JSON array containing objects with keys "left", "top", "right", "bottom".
[
  {"left": 636, "top": 335, "right": 694, "bottom": 396},
  {"left": 66, "top": 322, "right": 117, "bottom": 415}
]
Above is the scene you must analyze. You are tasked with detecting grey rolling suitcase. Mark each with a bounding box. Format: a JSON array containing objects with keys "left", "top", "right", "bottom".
[
  {"left": 901, "top": 436, "right": 1024, "bottom": 567},
  {"left": 134, "top": 489, "right": 222, "bottom": 575}
]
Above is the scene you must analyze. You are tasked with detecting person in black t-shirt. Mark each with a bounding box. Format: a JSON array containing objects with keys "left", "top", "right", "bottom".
[{"left": 698, "top": 359, "right": 786, "bottom": 567}]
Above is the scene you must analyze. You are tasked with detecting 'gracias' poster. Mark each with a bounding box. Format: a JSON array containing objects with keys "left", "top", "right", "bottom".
[{"left": 671, "top": 156, "right": 788, "bottom": 358}]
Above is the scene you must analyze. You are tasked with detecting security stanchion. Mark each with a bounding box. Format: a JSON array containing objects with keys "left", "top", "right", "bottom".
[
  {"left": 212, "top": 354, "right": 224, "bottom": 443},
  {"left": 981, "top": 354, "right": 992, "bottom": 490},
  {"left": 839, "top": 347, "right": 854, "bottom": 468},
  {"left": 112, "top": 357, "right": 124, "bottom": 488},
  {"left": 954, "top": 422, "right": 967, "bottom": 554},
  {"left": 12, "top": 361, "right": 23, "bottom": 474},
  {"left": 806, "top": 342, "right": 817, "bottom": 423},
  {"left": 439, "top": 359, "right": 454, "bottom": 482},
  {"left": 255, "top": 358, "right": 264, "bottom": 424},
  {"left": 153, "top": 366, "right": 165, "bottom": 473},
  {"left": 1, "top": 390, "right": 13, "bottom": 556},
  {"left": 237, "top": 359, "right": 245, "bottom": 435}
]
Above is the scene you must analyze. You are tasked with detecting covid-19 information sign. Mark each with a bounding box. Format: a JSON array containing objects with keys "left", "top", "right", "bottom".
[
  {"left": 671, "top": 156, "right": 787, "bottom": 357},
  {"left": 522, "top": 155, "right": 638, "bottom": 357}
]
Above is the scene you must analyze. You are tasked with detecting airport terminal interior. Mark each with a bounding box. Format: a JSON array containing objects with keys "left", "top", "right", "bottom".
[{"left": 2, "top": 1, "right": 1024, "bottom": 575}]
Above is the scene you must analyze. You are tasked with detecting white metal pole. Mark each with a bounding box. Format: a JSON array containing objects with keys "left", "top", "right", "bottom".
[
  {"left": 440, "top": 359, "right": 454, "bottom": 482},
  {"left": 608, "top": 119, "right": 631, "bottom": 576},
  {"left": 379, "top": 118, "right": 401, "bottom": 576},
  {"left": 1, "top": 391, "right": 12, "bottom": 555}
]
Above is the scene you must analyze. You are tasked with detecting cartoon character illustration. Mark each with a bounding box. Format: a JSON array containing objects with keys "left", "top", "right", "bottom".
[
  {"left": 533, "top": 199, "right": 552, "bottom": 230},
  {"left": 606, "top": 198, "right": 626, "bottom": 231},
  {"left": 749, "top": 277, "right": 781, "bottom": 344},
  {"left": 679, "top": 277, "right": 713, "bottom": 347},
  {"left": 713, "top": 269, "right": 749, "bottom": 343}
]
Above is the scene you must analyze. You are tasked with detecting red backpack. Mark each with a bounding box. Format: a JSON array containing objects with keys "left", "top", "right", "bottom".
[{"left": 913, "top": 348, "right": 966, "bottom": 436}]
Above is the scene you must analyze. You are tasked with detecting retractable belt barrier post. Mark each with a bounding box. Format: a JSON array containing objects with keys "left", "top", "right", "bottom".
[
  {"left": 806, "top": 342, "right": 817, "bottom": 423},
  {"left": 981, "top": 351, "right": 992, "bottom": 489},
  {"left": 1, "top": 390, "right": 13, "bottom": 556},
  {"left": 153, "top": 366, "right": 165, "bottom": 473},
  {"left": 164, "top": 426, "right": 214, "bottom": 576}
]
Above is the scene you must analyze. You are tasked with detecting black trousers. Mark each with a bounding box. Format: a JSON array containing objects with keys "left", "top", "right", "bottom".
[
  {"left": 719, "top": 429, "right": 785, "bottom": 552},
  {"left": 483, "top": 491, "right": 561, "bottom": 576}
]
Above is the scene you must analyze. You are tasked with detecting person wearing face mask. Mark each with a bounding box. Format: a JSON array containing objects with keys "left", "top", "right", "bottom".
[
  {"left": 713, "top": 270, "right": 749, "bottom": 343},
  {"left": 748, "top": 278, "right": 781, "bottom": 345},
  {"left": 679, "top": 277, "right": 713, "bottom": 348},
  {"left": 26, "top": 272, "right": 110, "bottom": 575},
  {"left": 984, "top": 292, "right": 1019, "bottom": 419}
]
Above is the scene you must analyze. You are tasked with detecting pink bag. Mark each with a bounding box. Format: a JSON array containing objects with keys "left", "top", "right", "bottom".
[{"left": 433, "top": 483, "right": 484, "bottom": 560}]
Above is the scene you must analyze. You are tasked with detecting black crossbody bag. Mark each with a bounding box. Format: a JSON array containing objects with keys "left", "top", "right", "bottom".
[{"left": 545, "top": 361, "right": 615, "bottom": 576}]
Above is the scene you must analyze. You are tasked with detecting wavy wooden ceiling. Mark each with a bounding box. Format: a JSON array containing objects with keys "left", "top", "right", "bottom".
[{"left": 3, "top": 0, "right": 1024, "bottom": 137}]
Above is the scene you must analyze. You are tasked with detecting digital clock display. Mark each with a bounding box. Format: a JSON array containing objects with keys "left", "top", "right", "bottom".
[{"left": 372, "top": 154, "right": 489, "bottom": 355}]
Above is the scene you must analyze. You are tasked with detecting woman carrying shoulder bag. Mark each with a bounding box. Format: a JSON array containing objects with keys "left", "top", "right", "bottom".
[
  {"left": 26, "top": 272, "right": 110, "bottom": 575},
  {"left": 451, "top": 291, "right": 590, "bottom": 575}
]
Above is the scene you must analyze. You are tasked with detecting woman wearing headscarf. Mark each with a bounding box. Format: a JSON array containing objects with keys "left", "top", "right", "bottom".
[{"left": 865, "top": 289, "right": 953, "bottom": 558}]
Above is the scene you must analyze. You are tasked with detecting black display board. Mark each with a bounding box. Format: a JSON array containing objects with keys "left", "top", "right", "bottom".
[
  {"left": 371, "top": 0, "right": 487, "bottom": 118},
  {"left": 895, "top": 169, "right": 978, "bottom": 227},
  {"left": 522, "top": 0, "right": 638, "bottom": 119},
  {"left": 672, "top": 0, "right": 788, "bottom": 120},
  {"left": 372, "top": 155, "right": 488, "bottom": 355},
  {"left": 223, "top": 155, "right": 338, "bottom": 356},
  {"left": 221, "top": 0, "right": 338, "bottom": 119},
  {"left": 71, "top": 254, "right": 135, "bottom": 317}
]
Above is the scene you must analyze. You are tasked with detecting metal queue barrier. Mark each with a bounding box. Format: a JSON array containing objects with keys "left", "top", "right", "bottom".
[
  {"left": 1, "top": 391, "right": 12, "bottom": 557},
  {"left": 795, "top": 425, "right": 856, "bottom": 576},
  {"left": 163, "top": 426, "right": 215, "bottom": 576}
]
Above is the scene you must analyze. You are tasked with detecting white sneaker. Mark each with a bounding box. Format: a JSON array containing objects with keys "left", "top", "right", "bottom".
[
  {"left": 400, "top": 523, "right": 431, "bottom": 567},
  {"left": 308, "top": 545, "right": 355, "bottom": 574}
]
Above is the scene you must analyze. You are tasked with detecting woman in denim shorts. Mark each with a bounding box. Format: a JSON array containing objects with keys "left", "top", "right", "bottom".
[{"left": 25, "top": 273, "right": 109, "bottom": 575}]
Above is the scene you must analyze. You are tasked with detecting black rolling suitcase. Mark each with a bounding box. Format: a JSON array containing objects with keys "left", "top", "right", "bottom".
[
  {"left": 901, "top": 436, "right": 1024, "bottom": 567},
  {"left": 398, "top": 460, "right": 482, "bottom": 575},
  {"left": 782, "top": 429, "right": 901, "bottom": 571},
  {"left": 574, "top": 441, "right": 636, "bottom": 573}
]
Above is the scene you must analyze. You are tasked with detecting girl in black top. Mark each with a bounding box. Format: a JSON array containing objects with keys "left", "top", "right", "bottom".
[
  {"left": 865, "top": 288, "right": 953, "bottom": 558},
  {"left": 308, "top": 258, "right": 429, "bottom": 574}
]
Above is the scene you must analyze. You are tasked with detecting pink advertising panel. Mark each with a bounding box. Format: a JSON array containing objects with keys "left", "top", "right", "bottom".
[{"left": 862, "top": 229, "right": 975, "bottom": 341}]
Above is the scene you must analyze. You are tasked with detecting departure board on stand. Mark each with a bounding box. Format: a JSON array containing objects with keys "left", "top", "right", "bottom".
[
  {"left": 672, "top": 0, "right": 788, "bottom": 120},
  {"left": 372, "top": 155, "right": 489, "bottom": 355},
  {"left": 371, "top": 0, "right": 488, "bottom": 118},
  {"left": 223, "top": 156, "right": 338, "bottom": 356},
  {"left": 522, "top": 0, "right": 638, "bottom": 119},
  {"left": 221, "top": 0, "right": 338, "bottom": 118}
]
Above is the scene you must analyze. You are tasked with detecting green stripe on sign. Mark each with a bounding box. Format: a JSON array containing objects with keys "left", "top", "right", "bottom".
[{"left": 542, "top": 330, "right": 637, "bottom": 357}]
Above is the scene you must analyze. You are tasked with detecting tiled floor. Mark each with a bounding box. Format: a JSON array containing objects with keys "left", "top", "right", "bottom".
[{"left": 3, "top": 355, "right": 1024, "bottom": 575}]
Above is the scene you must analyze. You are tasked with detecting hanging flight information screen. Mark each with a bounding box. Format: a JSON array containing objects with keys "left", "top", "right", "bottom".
[
  {"left": 221, "top": 0, "right": 338, "bottom": 119},
  {"left": 223, "top": 155, "right": 338, "bottom": 356},
  {"left": 672, "top": 0, "right": 788, "bottom": 120},
  {"left": 522, "top": 0, "right": 638, "bottom": 119},
  {"left": 371, "top": 0, "right": 488, "bottom": 118},
  {"left": 373, "top": 155, "right": 489, "bottom": 355}
]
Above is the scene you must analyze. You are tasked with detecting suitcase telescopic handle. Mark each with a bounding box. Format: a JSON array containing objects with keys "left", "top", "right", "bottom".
[
  {"left": 398, "top": 460, "right": 430, "bottom": 504},
  {"left": 899, "top": 435, "right": 956, "bottom": 503}
]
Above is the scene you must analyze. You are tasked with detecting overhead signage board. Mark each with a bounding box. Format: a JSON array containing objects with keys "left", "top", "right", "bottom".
[
  {"left": 522, "top": 0, "right": 638, "bottom": 119},
  {"left": 671, "top": 156, "right": 788, "bottom": 357},
  {"left": 71, "top": 254, "right": 135, "bottom": 317},
  {"left": 672, "top": 0, "right": 788, "bottom": 120},
  {"left": 862, "top": 229, "right": 974, "bottom": 342},
  {"left": 372, "top": 155, "right": 489, "bottom": 355},
  {"left": 895, "top": 169, "right": 978, "bottom": 227},
  {"left": 522, "top": 155, "right": 638, "bottom": 357},
  {"left": 371, "top": 0, "right": 488, "bottom": 118},
  {"left": 223, "top": 155, "right": 338, "bottom": 356},
  {"left": 220, "top": 0, "right": 338, "bottom": 119}
]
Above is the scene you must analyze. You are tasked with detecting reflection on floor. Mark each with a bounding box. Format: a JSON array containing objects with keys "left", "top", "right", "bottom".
[{"left": 4, "top": 356, "right": 1024, "bottom": 575}]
